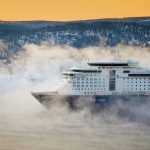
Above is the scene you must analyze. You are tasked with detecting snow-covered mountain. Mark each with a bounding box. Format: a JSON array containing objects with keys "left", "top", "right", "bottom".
[{"left": 0, "top": 17, "right": 150, "bottom": 60}]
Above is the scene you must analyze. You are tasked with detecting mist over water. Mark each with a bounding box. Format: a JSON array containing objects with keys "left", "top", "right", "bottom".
[{"left": 0, "top": 43, "right": 150, "bottom": 150}]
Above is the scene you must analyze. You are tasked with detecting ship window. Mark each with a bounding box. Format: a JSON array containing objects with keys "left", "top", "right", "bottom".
[
  {"left": 72, "top": 69, "right": 101, "bottom": 73},
  {"left": 123, "top": 70, "right": 130, "bottom": 73}
]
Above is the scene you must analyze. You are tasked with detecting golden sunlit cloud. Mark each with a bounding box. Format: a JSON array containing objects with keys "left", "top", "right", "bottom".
[{"left": 0, "top": 0, "right": 150, "bottom": 21}]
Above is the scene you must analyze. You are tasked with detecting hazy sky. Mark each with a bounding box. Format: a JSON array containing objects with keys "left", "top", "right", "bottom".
[{"left": 0, "top": 0, "right": 150, "bottom": 21}]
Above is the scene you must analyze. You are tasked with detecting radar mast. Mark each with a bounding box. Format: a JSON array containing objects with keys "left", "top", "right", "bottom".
[{"left": 112, "top": 48, "right": 121, "bottom": 61}]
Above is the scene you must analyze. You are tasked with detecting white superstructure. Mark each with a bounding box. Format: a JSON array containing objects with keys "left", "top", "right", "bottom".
[{"left": 59, "top": 59, "right": 150, "bottom": 96}]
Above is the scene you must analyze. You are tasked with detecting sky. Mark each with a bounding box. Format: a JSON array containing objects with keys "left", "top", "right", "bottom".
[{"left": 0, "top": 0, "right": 150, "bottom": 21}]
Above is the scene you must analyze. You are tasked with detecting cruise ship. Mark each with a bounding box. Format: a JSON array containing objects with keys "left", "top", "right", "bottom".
[{"left": 32, "top": 55, "right": 150, "bottom": 109}]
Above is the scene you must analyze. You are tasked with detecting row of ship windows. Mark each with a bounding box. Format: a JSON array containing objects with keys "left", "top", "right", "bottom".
[
  {"left": 75, "top": 78, "right": 105, "bottom": 81},
  {"left": 65, "top": 74, "right": 104, "bottom": 77},
  {"left": 72, "top": 81, "right": 150, "bottom": 84},
  {"left": 72, "top": 88, "right": 150, "bottom": 91},
  {"left": 83, "top": 74, "right": 104, "bottom": 77},
  {"left": 73, "top": 85, "right": 105, "bottom": 87},
  {"left": 74, "top": 78, "right": 150, "bottom": 80},
  {"left": 123, "top": 78, "right": 150, "bottom": 80},
  {"left": 123, "top": 88, "right": 150, "bottom": 91},
  {"left": 72, "top": 82, "right": 105, "bottom": 84},
  {"left": 73, "top": 84, "right": 150, "bottom": 88},
  {"left": 123, "top": 84, "right": 150, "bottom": 86},
  {"left": 123, "top": 81, "right": 150, "bottom": 83},
  {"left": 72, "top": 88, "right": 106, "bottom": 91},
  {"left": 72, "top": 79, "right": 105, "bottom": 83},
  {"left": 123, "top": 82, "right": 150, "bottom": 85},
  {"left": 74, "top": 78, "right": 150, "bottom": 82}
]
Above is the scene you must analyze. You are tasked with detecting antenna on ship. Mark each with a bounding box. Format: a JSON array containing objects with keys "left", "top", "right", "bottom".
[{"left": 112, "top": 48, "right": 121, "bottom": 61}]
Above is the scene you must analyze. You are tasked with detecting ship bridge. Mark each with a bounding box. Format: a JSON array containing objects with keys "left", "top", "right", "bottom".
[{"left": 62, "top": 67, "right": 102, "bottom": 78}]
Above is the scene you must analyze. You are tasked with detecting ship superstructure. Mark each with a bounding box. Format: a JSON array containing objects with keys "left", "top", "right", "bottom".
[{"left": 61, "top": 59, "right": 150, "bottom": 96}]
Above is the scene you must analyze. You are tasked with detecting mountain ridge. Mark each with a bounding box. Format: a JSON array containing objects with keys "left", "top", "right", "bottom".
[{"left": 0, "top": 17, "right": 150, "bottom": 60}]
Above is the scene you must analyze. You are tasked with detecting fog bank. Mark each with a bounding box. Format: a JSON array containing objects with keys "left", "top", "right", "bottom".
[{"left": 0, "top": 43, "right": 150, "bottom": 150}]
